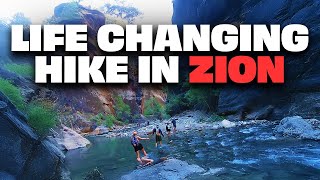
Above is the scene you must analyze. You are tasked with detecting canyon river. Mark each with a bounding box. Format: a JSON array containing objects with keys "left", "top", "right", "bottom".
[{"left": 65, "top": 122, "right": 320, "bottom": 179}]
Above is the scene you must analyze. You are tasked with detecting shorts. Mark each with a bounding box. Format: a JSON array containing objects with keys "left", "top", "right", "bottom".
[
  {"left": 173, "top": 124, "right": 176, "bottom": 128},
  {"left": 156, "top": 135, "right": 162, "bottom": 142},
  {"left": 133, "top": 143, "right": 143, "bottom": 152}
]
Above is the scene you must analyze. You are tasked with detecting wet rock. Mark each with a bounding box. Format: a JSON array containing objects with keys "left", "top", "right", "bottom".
[
  {"left": 0, "top": 101, "right": 7, "bottom": 110},
  {"left": 201, "top": 167, "right": 225, "bottom": 176},
  {"left": 0, "top": 92, "right": 65, "bottom": 179},
  {"left": 91, "top": 126, "right": 109, "bottom": 135},
  {"left": 84, "top": 168, "right": 104, "bottom": 180},
  {"left": 0, "top": 172, "right": 15, "bottom": 180},
  {"left": 274, "top": 116, "right": 320, "bottom": 140},
  {"left": 246, "top": 105, "right": 274, "bottom": 120},
  {"left": 121, "top": 159, "right": 205, "bottom": 180},
  {"left": 73, "top": 114, "right": 97, "bottom": 133},
  {"left": 221, "top": 120, "right": 236, "bottom": 128}
]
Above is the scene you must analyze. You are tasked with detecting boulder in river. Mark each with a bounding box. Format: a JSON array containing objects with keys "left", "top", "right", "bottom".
[
  {"left": 91, "top": 126, "right": 109, "bottom": 135},
  {"left": 221, "top": 119, "right": 236, "bottom": 128},
  {"left": 54, "top": 126, "right": 91, "bottom": 151},
  {"left": 274, "top": 116, "right": 320, "bottom": 140},
  {"left": 121, "top": 159, "right": 205, "bottom": 180}
]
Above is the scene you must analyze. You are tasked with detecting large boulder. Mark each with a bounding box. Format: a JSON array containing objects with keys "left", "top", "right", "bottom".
[
  {"left": 53, "top": 3, "right": 105, "bottom": 57},
  {"left": 0, "top": 92, "right": 65, "bottom": 179},
  {"left": 121, "top": 159, "right": 205, "bottom": 180},
  {"left": 274, "top": 116, "right": 320, "bottom": 140},
  {"left": 221, "top": 119, "right": 236, "bottom": 128},
  {"left": 49, "top": 125, "right": 91, "bottom": 151},
  {"left": 49, "top": 3, "right": 165, "bottom": 121}
]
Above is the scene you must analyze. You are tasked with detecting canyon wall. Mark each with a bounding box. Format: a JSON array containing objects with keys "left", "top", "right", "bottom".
[{"left": 172, "top": 0, "right": 320, "bottom": 120}]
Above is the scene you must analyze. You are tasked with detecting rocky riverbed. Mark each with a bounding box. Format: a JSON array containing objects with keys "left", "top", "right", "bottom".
[
  {"left": 51, "top": 112, "right": 320, "bottom": 179},
  {"left": 86, "top": 111, "right": 269, "bottom": 138},
  {"left": 48, "top": 111, "right": 270, "bottom": 153},
  {"left": 65, "top": 118, "right": 320, "bottom": 180}
]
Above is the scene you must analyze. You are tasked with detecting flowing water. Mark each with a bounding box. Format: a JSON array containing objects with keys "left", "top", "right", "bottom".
[{"left": 65, "top": 123, "right": 320, "bottom": 179}]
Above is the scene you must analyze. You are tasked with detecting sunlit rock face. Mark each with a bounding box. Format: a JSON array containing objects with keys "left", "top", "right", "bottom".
[
  {"left": 49, "top": 3, "right": 165, "bottom": 123},
  {"left": 53, "top": 3, "right": 105, "bottom": 57},
  {"left": 172, "top": 0, "right": 320, "bottom": 120},
  {"left": 0, "top": 2, "right": 166, "bottom": 135}
]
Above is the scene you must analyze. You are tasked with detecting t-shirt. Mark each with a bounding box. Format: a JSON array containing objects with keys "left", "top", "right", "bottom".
[
  {"left": 172, "top": 119, "right": 176, "bottom": 126},
  {"left": 153, "top": 128, "right": 164, "bottom": 137}
]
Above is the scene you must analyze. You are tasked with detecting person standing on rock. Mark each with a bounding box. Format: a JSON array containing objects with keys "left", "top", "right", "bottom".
[{"left": 131, "top": 131, "right": 150, "bottom": 163}]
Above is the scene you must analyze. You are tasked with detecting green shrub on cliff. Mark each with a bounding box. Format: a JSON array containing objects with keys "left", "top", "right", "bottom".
[
  {"left": 0, "top": 78, "right": 57, "bottom": 136},
  {"left": 90, "top": 113, "right": 106, "bottom": 125},
  {"left": 27, "top": 102, "right": 57, "bottom": 136},
  {"left": 0, "top": 78, "right": 25, "bottom": 110},
  {"left": 208, "top": 114, "right": 225, "bottom": 122},
  {"left": 114, "top": 96, "right": 131, "bottom": 121},
  {"left": 90, "top": 113, "right": 120, "bottom": 128},
  {"left": 166, "top": 85, "right": 220, "bottom": 115},
  {"left": 104, "top": 114, "right": 117, "bottom": 128},
  {"left": 144, "top": 97, "right": 169, "bottom": 119},
  {"left": 166, "top": 93, "right": 190, "bottom": 116},
  {"left": 5, "top": 63, "right": 34, "bottom": 77},
  {"left": 185, "top": 87, "right": 218, "bottom": 111}
]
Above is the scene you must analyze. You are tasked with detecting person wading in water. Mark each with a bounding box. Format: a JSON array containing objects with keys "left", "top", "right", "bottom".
[
  {"left": 152, "top": 126, "right": 164, "bottom": 147},
  {"left": 166, "top": 123, "right": 171, "bottom": 135},
  {"left": 172, "top": 118, "right": 177, "bottom": 132}
]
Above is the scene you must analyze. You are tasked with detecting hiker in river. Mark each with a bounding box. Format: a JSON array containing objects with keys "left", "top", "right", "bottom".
[
  {"left": 172, "top": 118, "right": 177, "bottom": 132},
  {"left": 152, "top": 126, "right": 164, "bottom": 147},
  {"left": 131, "top": 131, "right": 150, "bottom": 163},
  {"left": 166, "top": 123, "right": 171, "bottom": 135}
]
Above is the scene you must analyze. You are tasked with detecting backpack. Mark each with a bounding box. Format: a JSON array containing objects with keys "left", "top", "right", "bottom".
[{"left": 131, "top": 136, "right": 139, "bottom": 146}]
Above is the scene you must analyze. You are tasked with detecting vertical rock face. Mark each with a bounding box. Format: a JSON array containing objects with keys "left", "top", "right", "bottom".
[
  {"left": 53, "top": 3, "right": 106, "bottom": 57},
  {"left": 0, "top": 92, "right": 65, "bottom": 179},
  {"left": 172, "top": 0, "right": 320, "bottom": 120},
  {"left": 50, "top": 3, "right": 166, "bottom": 120}
]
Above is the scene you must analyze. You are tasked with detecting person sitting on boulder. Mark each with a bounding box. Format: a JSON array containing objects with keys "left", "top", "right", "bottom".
[
  {"left": 138, "top": 156, "right": 168, "bottom": 168},
  {"left": 139, "top": 156, "right": 154, "bottom": 167},
  {"left": 131, "top": 131, "right": 150, "bottom": 163}
]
